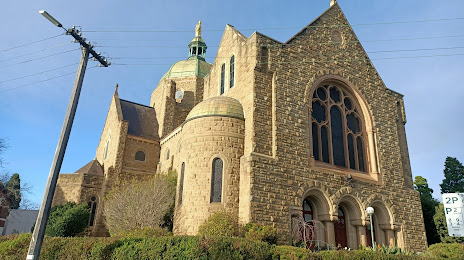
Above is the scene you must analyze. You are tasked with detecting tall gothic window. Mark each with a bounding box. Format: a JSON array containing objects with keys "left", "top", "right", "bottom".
[
  {"left": 179, "top": 162, "right": 185, "bottom": 205},
  {"left": 230, "top": 56, "right": 235, "bottom": 88},
  {"left": 220, "top": 63, "right": 225, "bottom": 94},
  {"left": 88, "top": 196, "right": 97, "bottom": 226},
  {"left": 211, "top": 158, "right": 223, "bottom": 202},
  {"left": 311, "top": 84, "right": 366, "bottom": 172}
]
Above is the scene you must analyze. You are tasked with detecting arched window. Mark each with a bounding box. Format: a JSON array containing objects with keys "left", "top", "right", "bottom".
[
  {"left": 179, "top": 162, "right": 185, "bottom": 205},
  {"left": 311, "top": 84, "right": 367, "bottom": 172},
  {"left": 104, "top": 140, "right": 109, "bottom": 160},
  {"left": 211, "top": 158, "right": 223, "bottom": 202},
  {"left": 135, "top": 151, "right": 145, "bottom": 161},
  {"left": 220, "top": 63, "right": 225, "bottom": 94},
  {"left": 230, "top": 56, "right": 235, "bottom": 88},
  {"left": 166, "top": 148, "right": 170, "bottom": 161},
  {"left": 88, "top": 196, "right": 97, "bottom": 227}
]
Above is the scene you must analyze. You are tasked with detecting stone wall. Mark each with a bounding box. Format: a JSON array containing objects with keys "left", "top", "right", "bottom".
[
  {"left": 173, "top": 116, "right": 245, "bottom": 235},
  {"left": 197, "top": 4, "right": 426, "bottom": 251}
]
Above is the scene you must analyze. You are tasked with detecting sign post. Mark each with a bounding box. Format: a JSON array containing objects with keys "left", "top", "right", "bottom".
[{"left": 442, "top": 193, "right": 464, "bottom": 237}]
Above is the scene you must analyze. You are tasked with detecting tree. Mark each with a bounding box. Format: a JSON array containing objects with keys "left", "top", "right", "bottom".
[
  {"left": 5, "top": 173, "right": 21, "bottom": 209},
  {"left": 104, "top": 173, "right": 176, "bottom": 235},
  {"left": 45, "top": 202, "right": 90, "bottom": 237},
  {"left": 434, "top": 203, "right": 464, "bottom": 243},
  {"left": 0, "top": 138, "right": 7, "bottom": 168},
  {"left": 440, "top": 157, "right": 464, "bottom": 194},
  {"left": 414, "top": 176, "right": 440, "bottom": 245}
]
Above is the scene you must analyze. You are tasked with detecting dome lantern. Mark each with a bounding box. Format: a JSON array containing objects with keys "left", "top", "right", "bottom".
[{"left": 188, "top": 20, "right": 207, "bottom": 61}]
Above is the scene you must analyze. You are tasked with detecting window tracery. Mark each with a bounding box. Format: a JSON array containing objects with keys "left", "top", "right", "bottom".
[{"left": 311, "top": 84, "right": 366, "bottom": 172}]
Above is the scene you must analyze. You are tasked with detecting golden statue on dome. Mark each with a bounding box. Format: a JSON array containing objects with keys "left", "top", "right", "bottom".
[{"left": 195, "top": 20, "right": 202, "bottom": 37}]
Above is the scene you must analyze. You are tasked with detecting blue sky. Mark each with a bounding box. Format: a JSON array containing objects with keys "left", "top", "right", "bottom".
[{"left": 1, "top": 0, "right": 463, "bottom": 206}]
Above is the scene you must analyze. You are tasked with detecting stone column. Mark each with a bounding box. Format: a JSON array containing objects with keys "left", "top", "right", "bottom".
[
  {"left": 356, "top": 225, "right": 367, "bottom": 248},
  {"left": 324, "top": 221, "right": 335, "bottom": 248},
  {"left": 385, "top": 229, "right": 395, "bottom": 246}
]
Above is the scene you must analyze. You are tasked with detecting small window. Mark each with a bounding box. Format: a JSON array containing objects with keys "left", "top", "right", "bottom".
[
  {"left": 104, "top": 140, "right": 109, "bottom": 160},
  {"left": 166, "top": 149, "right": 170, "bottom": 161},
  {"left": 230, "top": 56, "right": 235, "bottom": 88},
  {"left": 220, "top": 63, "right": 225, "bottom": 94},
  {"left": 135, "top": 151, "right": 145, "bottom": 161},
  {"left": 88, "top": 196, "right": 97, "bottom": 227},
  {"left": 211, "top": 158, "right": 223, "bottom": 202},
  {"left": 179, "top": 162, "right": 185, "bottom": 205}
]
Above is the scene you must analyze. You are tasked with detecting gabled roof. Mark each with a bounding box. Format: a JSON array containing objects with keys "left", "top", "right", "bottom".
[
  {"left": 75, "top": 159, "right": 104, "bottom": 176},
  {"left": 119, "top": 99, "right": 159, "bottom": 140},
  {"left": 285, "top": 3, "right": 338, "bottom": 44}
]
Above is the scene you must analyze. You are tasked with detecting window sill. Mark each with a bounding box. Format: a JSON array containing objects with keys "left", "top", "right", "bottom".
[{"left": 313, "top": 160, "right": 382, "bottom": 185}]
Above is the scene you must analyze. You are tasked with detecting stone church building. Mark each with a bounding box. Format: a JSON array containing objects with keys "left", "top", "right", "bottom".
[{"left": 53, "top": 1, "right": 427, "bottom": 251}]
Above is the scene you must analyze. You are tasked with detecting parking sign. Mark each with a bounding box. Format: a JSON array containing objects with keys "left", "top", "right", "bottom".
[{"left": 442, "top": 193, "right": 464, "bottom": 237}]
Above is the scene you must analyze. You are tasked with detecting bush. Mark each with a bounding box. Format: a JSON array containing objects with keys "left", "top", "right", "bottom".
[
  {"left": 244, "top": 223, "right": 278, "bottom": 244},
  {"left": 0, "top": 233, "right": 30, "bottom": 260},
  {"left": 115, "top": 226, "right": 172, "bottom": 238},
  {"left": 198, "top": 211, "right": 243, "bottom": 237},
  {"left": 104, "top": 173, "right": 176, "bottom": 235},
  {"left": 45, "top": 202, "right": 90, "bottom": 237},
  {"left": 426, "top": 242, "right": 464, "bottom": 259}
]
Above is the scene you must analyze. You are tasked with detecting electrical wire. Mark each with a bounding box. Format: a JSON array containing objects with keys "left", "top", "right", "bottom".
[
  {"left": 81, "top": 17, "right": 464, "bottom": 33},
  {"left": 110, "top": 53, "right": 464, "bottom": 66},
  {"left": 0, "top": 49, "right": 80, "bottom": 69},
  {"left": 0, "top": 42, "right": 73, "bottom": 63},
  {"left": 0, "top": 63, "right": 79, "bottom": 84},
  {"left": 0, "top": 65, "right": 99, "bottom": 93},
  {"left": 0, "top": 34, "right": 64, "bottom": 52},
  {"left": 94, "top": 34, "right": 464, "bottom": 49}
]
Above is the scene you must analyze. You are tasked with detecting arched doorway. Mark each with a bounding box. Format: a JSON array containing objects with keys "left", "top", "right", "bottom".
[
  {"left": 302, "top": 199, "right": 315, "bottom": 246},
  {"left": 334, "top": 208, "right": 348, "bottom": 248}
]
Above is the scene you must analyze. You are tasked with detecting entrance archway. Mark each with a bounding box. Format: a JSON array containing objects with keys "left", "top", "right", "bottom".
[{"left": 334, "top": 208, "right": 347, "bottom": 248}]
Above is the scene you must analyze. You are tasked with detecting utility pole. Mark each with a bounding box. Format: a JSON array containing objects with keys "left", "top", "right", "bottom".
[{"left": 27, "top": 11, "right": 109, "bottom": 260}]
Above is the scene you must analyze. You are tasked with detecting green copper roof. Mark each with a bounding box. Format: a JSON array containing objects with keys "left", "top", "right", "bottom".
[
  {"left": 161, "top": 59, "right": 212, "bottom": 80},
  {"left": 185, "top": 96, "right": 244, "bottom": 122}
]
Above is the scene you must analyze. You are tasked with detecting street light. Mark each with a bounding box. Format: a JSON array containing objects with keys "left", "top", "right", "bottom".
[
  {"left": 39, "top": 10, "right": 63, "bottom": 27},
  {"left": 28, "top": 10, "right": 108, "bottom": 260},
  {"left": 366, "top": 206, "right": 375, "bottom": 248}
]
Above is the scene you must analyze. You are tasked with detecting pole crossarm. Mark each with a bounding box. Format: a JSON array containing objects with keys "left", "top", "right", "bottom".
[{"left": 67, "top": 27, "right": 109, "bottom": 67}]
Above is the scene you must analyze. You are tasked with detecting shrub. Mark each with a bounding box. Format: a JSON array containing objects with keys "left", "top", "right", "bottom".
[
  {"left": 426, "top": 242, "right": 464, "bottom": 259},
  {"left": 273, "top": 245, "right": 322, "bottom": 259},
  {"left": 244, "top": 223, "right": 278, "bottom": 244},
  {"left": 104, "top": 173, "right": 176, "bottom": 235},
  {"left": 45, "top": 202, "right": 90, "bottom": 237},
  {"left": 198, "top": 211, "right": 243, "bottom": 237},
  {"left": 115, "top": 226, "right": 172, "bottom": 238},
  {"left": 0, "top": 233, "right": 30, "bottom": 260}
]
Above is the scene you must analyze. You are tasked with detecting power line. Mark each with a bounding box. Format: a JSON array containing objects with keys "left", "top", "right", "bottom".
[
  {"left": 108, "top": 46, "right": 464, "bottom": 60},
  {"left": 0, "top": 42, "right": 73, "bottom": 63},
  {"left": 95, "top": 34, "right": 464, "bottom": 49},
  {"left": 81, "top": 17, "right": 464, "bottom": 33},
  {"left": 0, "top": 49, "right": 80, "bottom": 68},
  {"left": 110, "top": 53, "right": 464, "bottom": 66},
  {"left": 0, "top": 63, "right": 79, "bottom": 84},
  {"left": 0, "top": 34, "right": 63, "bottom": 52},
  {"left": 0, "top": 65, "right": 99, "bottom": 93}
]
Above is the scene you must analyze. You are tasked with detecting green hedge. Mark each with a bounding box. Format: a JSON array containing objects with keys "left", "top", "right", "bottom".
[
  {"left": 0, "top": 234, "right": 438, "bottom": 260},
  {"left": 426, "top": 242, "right": 464, "bottom": 259}
]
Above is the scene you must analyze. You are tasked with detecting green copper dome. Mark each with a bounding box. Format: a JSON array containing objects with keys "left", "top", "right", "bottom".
[
  {"left": 160, "top": 20, "right": 212, "bottom": 81},
  {"left": 185, "top": 96, "right": 244, "bottom": 122},
  {"left": 161, "top": 59, "right": 212, "bottom": 80}
]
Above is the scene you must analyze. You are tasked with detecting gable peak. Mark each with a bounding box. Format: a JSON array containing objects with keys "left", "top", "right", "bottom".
[{"left": 330, "top": 0, "right": 337, "bottom": 7}]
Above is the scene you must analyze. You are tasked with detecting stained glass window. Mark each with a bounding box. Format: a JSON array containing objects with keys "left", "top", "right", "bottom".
[
  {"left": 230, "top": 56, "right": 235, "bottom": 88},
  {"left": 311, "top": 85, "right": 367, "bottom": 172},
  {"left": 220, "top": 64, "right": 225, "bottom": 94},
  {"left": 179, "top": 163, "right": 185, "bottom": 205},
  {"left": 211, "top": 158, "right": 223, "bottom": 202}
]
